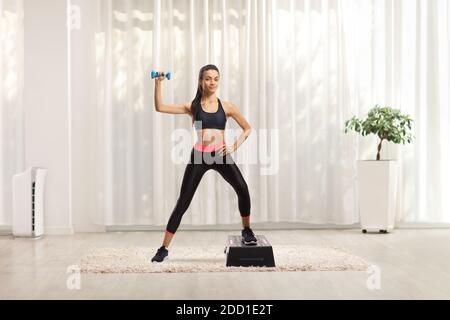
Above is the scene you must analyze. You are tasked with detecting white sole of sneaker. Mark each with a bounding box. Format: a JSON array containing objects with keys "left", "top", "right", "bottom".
[{"left": 152, "top": 255, "right": 169, "bottom": 263}]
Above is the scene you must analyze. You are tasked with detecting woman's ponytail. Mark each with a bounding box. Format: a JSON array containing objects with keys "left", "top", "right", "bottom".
[{"left": 190, "top": 85, "right": 202, "bottom": 123}]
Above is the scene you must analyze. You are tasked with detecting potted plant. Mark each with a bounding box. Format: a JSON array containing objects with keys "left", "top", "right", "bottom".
[{"left": 344, "top": 105, "right": 414, "bottom": 233}]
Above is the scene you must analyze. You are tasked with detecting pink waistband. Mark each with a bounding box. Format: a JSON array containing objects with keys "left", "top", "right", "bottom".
[{"left": 193, "top": 141, "right": 225, "bottom": 152}]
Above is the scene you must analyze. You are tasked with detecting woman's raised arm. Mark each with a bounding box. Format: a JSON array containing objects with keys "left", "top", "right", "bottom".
[{"left": 154, "top": 74, "right": 191, "bottom": 115}]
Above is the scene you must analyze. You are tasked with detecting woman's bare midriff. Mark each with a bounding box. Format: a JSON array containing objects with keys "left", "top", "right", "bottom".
[{"left": 196, "top": 128, "right": 225, "bottom": 146}]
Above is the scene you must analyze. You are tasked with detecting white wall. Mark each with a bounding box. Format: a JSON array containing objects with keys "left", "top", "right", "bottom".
[
  {"left": 69, "top": 0, "right": 104, "bottom": 232},
  {"left": 20, "top": 0, "right": 102, "bottom": 234},
  {"left": 23, "top": 0, "right": 72, "bottom": 234}
]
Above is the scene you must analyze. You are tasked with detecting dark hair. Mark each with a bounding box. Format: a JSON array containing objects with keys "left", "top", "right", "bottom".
[{"left": 190, "top": 64, "right": 220, "bottom": 122}]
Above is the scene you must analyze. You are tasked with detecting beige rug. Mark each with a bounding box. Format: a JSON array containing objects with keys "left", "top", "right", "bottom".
[{"left": 78, "top": 245, "right": 370, "bottom": 273}]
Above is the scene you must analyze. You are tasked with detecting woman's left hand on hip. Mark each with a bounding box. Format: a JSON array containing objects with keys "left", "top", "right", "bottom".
[{"left": 217, "top": 144, "right": 235, "bottom": 157}]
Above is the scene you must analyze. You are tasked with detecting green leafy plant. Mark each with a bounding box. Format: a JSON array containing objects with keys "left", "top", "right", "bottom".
[{"left": 344, "top": 105, "right": 414, "bottom": 160}]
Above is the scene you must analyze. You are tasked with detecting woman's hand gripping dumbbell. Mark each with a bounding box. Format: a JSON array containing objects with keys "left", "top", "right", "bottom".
[{"left": 151, "top": 70, "right": 171, "bottom": 81}]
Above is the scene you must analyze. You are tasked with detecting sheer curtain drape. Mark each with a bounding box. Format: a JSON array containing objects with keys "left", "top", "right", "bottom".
[
  {"left": 92, "top": 0, "right": 450, "bottom": 228},
  {"left": 0, "top": 0, "right": 23, "bottom": 227}
]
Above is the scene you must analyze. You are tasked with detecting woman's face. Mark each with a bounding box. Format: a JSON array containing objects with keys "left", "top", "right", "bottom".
[{"left": 200, "top": 69, "right": 220, "bottom": 95}]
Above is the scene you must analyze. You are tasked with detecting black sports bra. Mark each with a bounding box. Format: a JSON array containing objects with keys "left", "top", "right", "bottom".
[{"left": 193, "top": 98, "right": 227, "bottom": 130}]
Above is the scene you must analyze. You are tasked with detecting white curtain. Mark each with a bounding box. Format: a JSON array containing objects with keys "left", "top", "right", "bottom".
[
  {"left": 91, "top": 0, "right": 450, "bottom": 228},
  {"left": 0, "top": 0, "right": 23, "bottom": 226}
]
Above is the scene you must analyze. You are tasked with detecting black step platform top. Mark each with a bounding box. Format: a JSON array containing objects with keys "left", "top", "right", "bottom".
[
  {"left": 226, "top": 235, "right": 272, "bottom": 247},
  {"left": 225, "top": 235, "right": 276, "bottom": 267}
]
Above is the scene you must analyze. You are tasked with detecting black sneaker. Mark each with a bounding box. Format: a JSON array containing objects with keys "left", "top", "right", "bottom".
[
  {"left": 151, "top": 246, "right": 169, "bottom": 263},
  {"left": 241, "top": 227, "right": 257, "bottom": 245}
]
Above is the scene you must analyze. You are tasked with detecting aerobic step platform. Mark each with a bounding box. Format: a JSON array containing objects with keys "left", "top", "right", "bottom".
[{"left": 224, "top": 235, "right": 276, "bottom": 267}]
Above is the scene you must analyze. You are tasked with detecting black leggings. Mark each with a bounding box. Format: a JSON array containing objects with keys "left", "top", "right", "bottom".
[{"left": 166, "top": 148, "right": 251, "bottom": 234}]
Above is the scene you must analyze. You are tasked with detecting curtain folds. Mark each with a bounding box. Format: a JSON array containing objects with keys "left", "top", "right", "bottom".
[{"left": 90, "top": 0, "right": 450, "bottom": 227}]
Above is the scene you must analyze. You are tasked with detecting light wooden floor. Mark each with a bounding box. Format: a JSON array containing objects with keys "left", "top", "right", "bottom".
[{"left": 1, "top": 229, "right": 450, "bottom": 300}]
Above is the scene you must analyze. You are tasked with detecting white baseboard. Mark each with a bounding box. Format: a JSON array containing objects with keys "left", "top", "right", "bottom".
[
  {"left": 106, "top": 222, "right": 362, "bottom": 232},
  {"left": 0, "top": 225, "right": 12, "bottom": 235},
  {"left": 73, "top": 224, "right": 106, "bottom": 233},
  {"left": 3, "top": 222, "right": 450, "bottom": 235},
  {"left": 106, "top": 222, "right": 450, "bottom": 232},
  {"left": 1, "top": 225, "right": 74, "bottom": 235},
  {"left": 396, "top": 222, "right": 450, "bottom": 229},
  {"left": 44, "top": 226, "right": 74, "bottom": 235}
]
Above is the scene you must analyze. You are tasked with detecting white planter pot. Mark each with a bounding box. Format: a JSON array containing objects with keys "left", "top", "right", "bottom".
[{"left": 357, "top": 160, "right": 398, "bottom": 233}]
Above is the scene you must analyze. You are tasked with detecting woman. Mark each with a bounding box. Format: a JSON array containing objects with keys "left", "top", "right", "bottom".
[{"left": 151, "top": 64, "right": 256, "bottom": 263}]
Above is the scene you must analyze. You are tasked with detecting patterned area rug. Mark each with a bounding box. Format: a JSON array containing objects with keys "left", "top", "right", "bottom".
[{"left": 78, "top": 245, "right": 370, "bottom": 273}]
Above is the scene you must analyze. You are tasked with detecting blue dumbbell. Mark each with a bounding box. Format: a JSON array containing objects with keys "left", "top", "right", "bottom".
[{"left": 151, "top": 70, "right": 171, "bottom": 80}]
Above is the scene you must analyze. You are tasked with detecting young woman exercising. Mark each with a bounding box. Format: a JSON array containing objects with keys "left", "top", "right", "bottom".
[{"left": 151, "top": 64, "right": 256, "bottom": 263}]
